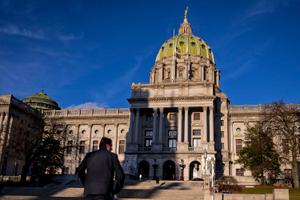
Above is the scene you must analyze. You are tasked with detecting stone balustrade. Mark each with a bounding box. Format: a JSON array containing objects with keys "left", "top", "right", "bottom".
[{"left": 43, "top": 108, "right": 130, "bottom": 117}]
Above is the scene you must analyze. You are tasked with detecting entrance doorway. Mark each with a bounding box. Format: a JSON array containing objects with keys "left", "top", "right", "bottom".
[
  {"left": 138, "top": 160, "right": 150, "bottom": 179},
  {"left": 163, "top": 160, "right": 176, "bottom": 180}
]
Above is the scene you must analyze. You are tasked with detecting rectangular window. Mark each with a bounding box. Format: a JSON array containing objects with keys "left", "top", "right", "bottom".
[
  {"left": 192, "top": 129, "right": 201, "bottom": 136},
  {"left": 145, "top": 139, "right": 152, "bottom": 147},
  {"left": 79, "top": 141, "right": 85, "bottom": 154},
  {"left": 66, "top": 140, "right": 72, "bottom": 155},
  {"left": 193, "top": 112, "right": 200, "bottom": 120},
  {"left": 221, "top": 120, "right": 224, "bottom": 126},
  {"left": 119, "top": 140, "right": 125, "bottom": 154},
  {"left": 168, "top": 139, "right": 177, "bottom": 148},
  {"left": 236, "top": 139, "right": 243, "bottom": 154},
  {"left": 64, "top": 167, "right": 69, "bottom": 175},
  {"left": 145, "top": 114, "right": 152, "bottom": 121},
  {"left": 169, "top": 113, "right": 176, "bottom": 121},
  {"left": 236, "top": 168, "right": 244, "bottom": 176},
  {"left": 221, "top": 142, "right": 224, "bottom": 150},
  {"left": 145, "top": 130, "right": 153, "bottom": 137},
  {"left": 92, "top": 140, "right": 98, "bottom": 151},
  {"left": 283, "top": 139, "right": 289, "bottom": 154},
  {"left": 168, "top": 130, "right": 177, "bottom": 137},
  {"left": 193, "top": 138, "right": 201, "bottom": 147},
  {"left": 221, "top": 131, "right": 224, "bottom": 138}
]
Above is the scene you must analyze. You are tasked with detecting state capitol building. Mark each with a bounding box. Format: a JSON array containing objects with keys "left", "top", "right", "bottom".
[{"left": 0, "top": 9, "right": 297, "bottom": 185}]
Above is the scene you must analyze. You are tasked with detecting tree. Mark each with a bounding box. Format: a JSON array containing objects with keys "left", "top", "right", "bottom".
[
  {"left": 20, "top": 117, "right": 71, "bottom": 183},
  {"left": 236, "top": 122, "right": 281, "bottom": 184},
  {"left": 264, "top": 101, "right": 300, "bottom": 188}
]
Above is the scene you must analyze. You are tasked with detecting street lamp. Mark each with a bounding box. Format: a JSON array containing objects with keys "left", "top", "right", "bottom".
[
  {"left": 179, "top": 159, "right": 186, "bottom": 181},
  {"left": 152, "top": 159, "right": 158, "bottom": 180}
]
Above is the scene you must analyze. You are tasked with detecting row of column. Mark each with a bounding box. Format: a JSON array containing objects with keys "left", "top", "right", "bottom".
[
  {"left": 177, "top": 106, "right": 214, "bottom": 144},
  {"left": 129, "top": 106, "right": 215, "bottom": 146}
]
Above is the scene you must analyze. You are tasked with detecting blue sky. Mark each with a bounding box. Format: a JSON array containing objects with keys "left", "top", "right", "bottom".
[{"left": 0, "top": 0, "right": 299, "bottom": 108}]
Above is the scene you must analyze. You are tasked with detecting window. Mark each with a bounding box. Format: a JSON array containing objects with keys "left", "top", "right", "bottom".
[
  {"left": 66, "top": 140, "right": 72, "bottom": 155},
  {"left": 64, "top": 167, "right": 69, "bottom": 175},
  {"left": 120, "top": 129, "right": 125, "bottom": 134},
  {"left": 178, "top": 68, "right": 184, "bottom": 77},
  {"left": 236, "top": 168, "right": 244, "bottom": 176},
  {"left": 145, "top": 130, "right": 153, "bottom": 137},
  {"left": 236, "top": 139, "right": 243, "bottom": 154},
  {"left": 146, "top": 114, "right": 152, "bottom": 121},
  {"left": 169, "top": 43, "right": 173, "bottom": 48},
  {"left": 236, "top": 128, "right": 241, "bottom": 134},
  {"left": 119, "top": 140, "right": 125, "bottom": 154},
  {"left": 69, "top": 130, "right": 73, "bottom": 134},
  {"left": 283, "top": 139, "right": 289, "bottom": 154},
  {"left": 193, "top": 138, "right": 201, "bottom": 147},
  {"left": 221, "top": 131, "right": 224, "bottom": 138},
  {"left": 92, "top": 140, "right": 98, "bottom": 151},
  {"left": 191, "top": 42, "right": 196, "bottom": 46},
  {"left": 81, "top": 130, "right": 86, "bottom": 134},
  {"left": 168, "top": 130, "right": 177, "bottom": 137},
  {"left": 192, "top": 129, "right": 201, "bottom": 136},
  {"left": 169, "top": 113, "right": 176, "bottom": 121},
  {"left": 221, "top": 120, "right": 224, "bottom": 126},
  {"left": 145, "top": 138, "right": 152, "bottom": 147},
  {"left": 180, "top": 41, "right": 184, "bottom": 46},
  {"left": 94, "top": 129, "right": 99, "bottom": 134},
  {"left": 107, "top": 129, "right": 112, "bottom": 134},
  {"left": 193, "top": 112, "right": 200, "bottom": 120},
  {"left": 168, "top": 139, "right": 177, "bottom": 148},
  {"left": 79, "top": 141, "right": 85, "bottom": 154},
  {"left": 221, "top": 142, "right": 224, "bottom": 150}
]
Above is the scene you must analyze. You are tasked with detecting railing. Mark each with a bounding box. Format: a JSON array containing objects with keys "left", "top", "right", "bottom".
[
  {"left": 162, "top": 147, "right": 177, "bottom": 152},
  {"left": 43, "top": 108, "right": 130, "bottom": 117},
  {"left": 138, "top": 147, "right": 152, "bottom": 152},
  {"left": 230, "top": 104, "right": 264, "bottom": 111}
]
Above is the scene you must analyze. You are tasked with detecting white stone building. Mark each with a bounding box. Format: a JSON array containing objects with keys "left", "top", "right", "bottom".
[{"left": 0, "top": 10, "right": 299, "bottom": 185}]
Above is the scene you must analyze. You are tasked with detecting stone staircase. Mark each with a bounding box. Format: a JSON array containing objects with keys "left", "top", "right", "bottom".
[
  {"left": 118, "top": 180, "right": 205, "bottom": 200},
  {"left": 0, "top": 179, "right": 205, "bottom": 199}
]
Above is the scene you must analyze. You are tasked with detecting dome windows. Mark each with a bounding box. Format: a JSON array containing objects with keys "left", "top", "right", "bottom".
[
  {"left": 169, "top": 43, "right": 173, "bottom": 48},
  {"left": 191, "top": 42, "right": 196, "bottom": 46},
  {"left": 179, "top": 41, "right": 184, "bottom": 46}
]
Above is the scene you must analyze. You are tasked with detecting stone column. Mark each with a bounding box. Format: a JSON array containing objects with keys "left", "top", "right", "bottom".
[
  {"left": 152, "top": 108, "right": 158, "bottom": 143},
  {"left": 203, "top": 107, "right": 207, "bottom": 142},
  {"left": 177, "top": 107, "right": 183, "bottom": 143},
  {"left": 209, "top": 106, "right": 214, "bottom": 142},
  {"left": 128, "top": 109, "right": 134, "bottom": 143},
  {"left": 158, "top": 108, "right": 164, "bottom": 144},
  {"left": 134, "top": 109, "right": 140, "bottom": 144},
  {"left": 88, "top": 124, "right": 93, "bottom": 152},
  {"left": 202, "top": 66, "right": 205, "bottom": 81},
  {"left": 0, "top": 113, "right": 4, "bottom": 136},
  {"left": 184, "top": 107, "right": 189, "bottom": 143},
  {"left": 114, "top": 124, "right": 119, "bottom": 153}
]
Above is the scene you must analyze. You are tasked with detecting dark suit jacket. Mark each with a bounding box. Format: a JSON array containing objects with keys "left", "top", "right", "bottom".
[{"left": 77, "top": 149, "right": 125, "bottom": 196}]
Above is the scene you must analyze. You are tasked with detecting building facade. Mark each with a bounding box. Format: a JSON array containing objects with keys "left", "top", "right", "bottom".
[{"left": 0, "top": 10, "right": 298, "bottom": 185}]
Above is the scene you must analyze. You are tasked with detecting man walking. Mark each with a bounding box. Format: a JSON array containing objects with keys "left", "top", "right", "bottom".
[{"left": 78, "top": 137, "right": 125, "bottom": 200}]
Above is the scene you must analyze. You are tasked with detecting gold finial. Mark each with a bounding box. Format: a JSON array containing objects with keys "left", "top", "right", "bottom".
[{"left": 184, "top": 6, "right": 189, "bottom": 23}]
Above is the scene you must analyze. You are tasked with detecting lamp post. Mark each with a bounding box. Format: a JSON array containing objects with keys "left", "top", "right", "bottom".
[
  {"left": 152, "top": 159, "right": 158, "bottom": 180},
  {"left": 179, "top": 159, "right": 186, "bottom": 181},
  {"left": 204, "top": 149, "right": 207, "bottom": 176}
]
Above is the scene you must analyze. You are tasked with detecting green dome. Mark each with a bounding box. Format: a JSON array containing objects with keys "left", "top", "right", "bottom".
[
  {"left": 23, "top": 90, "right": 60, "bottom": 110},
  {"left": 155, "top": 7, "right": 215, "bottom": 64},
  {"left": 155, "top": 34, "right": 215, "bottom": 63}
]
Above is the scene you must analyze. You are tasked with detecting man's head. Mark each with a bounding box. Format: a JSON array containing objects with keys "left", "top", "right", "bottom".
[{"left": 99, "top": 137, "right": 112, "bottom": 151}]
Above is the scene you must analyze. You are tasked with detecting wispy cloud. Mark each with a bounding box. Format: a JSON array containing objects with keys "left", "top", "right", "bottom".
[
  {"left": 57, "top": 32, "right": 84, "bottom": 42},
  {"left": 0, "top": 25, "right": 46, "bottom": 40},
  {"left": 66, "top": 102, "right": 108, "bottom": 109}
]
